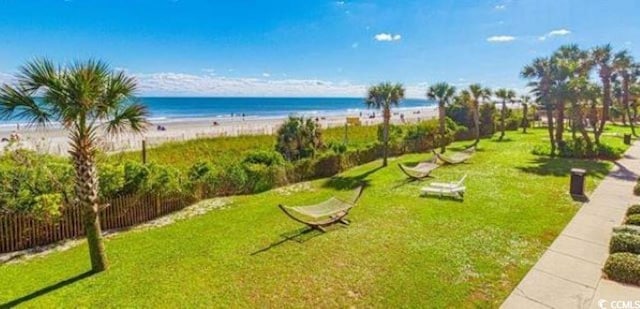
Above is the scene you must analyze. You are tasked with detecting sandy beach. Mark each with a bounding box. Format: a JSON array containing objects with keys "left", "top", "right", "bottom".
[{"left": 0, "top": 106, "right": 439, "bottom": 156}]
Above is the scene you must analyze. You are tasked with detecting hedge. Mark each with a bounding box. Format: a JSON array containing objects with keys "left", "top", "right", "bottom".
[
  {"left": 627, "top": 204, "right": 640, "bottom": 216},
  {"left": 610, "top": 233, "right": 640, "bottom": 254},
  {"left": 603, "top": 253, "right": 640, "bottom": 286},
  {"left": 627, "top": 214, "right": 640, "bottom": 226},
  {"left": 613, "top": 225, "right": 640, "bottom": 236}
]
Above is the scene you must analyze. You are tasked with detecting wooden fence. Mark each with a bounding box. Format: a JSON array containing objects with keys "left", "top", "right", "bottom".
[{"left": 0, "top": 194, "right": 193, "bottom": 254}]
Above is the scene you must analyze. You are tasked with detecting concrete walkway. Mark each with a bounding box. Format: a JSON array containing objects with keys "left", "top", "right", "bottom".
[{"left": 502, "top": 142, "right": 640, "bottom": 309}]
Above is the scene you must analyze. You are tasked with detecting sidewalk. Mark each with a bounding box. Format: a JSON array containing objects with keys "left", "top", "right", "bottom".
[{"left": 502, "top": 142, "right": 640, "bottom": 309}]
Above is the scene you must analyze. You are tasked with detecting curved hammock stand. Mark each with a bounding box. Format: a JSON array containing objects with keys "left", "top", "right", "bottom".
[
  {"left": 397, "top": 157, "right": 439, "bottom": 180},
  {"left": 278, "top": 186, "right": 364, "bottom": 232},
  {"left": 433, "top": 146, "right": 476, "bottom": 165}
]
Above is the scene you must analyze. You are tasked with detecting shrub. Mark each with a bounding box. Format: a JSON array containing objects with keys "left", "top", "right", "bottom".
[
  {"left": 242, "top": 150, "right": 286, "bottom": 166},
  {"left": 377, "top": 123, "right": 404, "bottom": 147},
  {"left": 626, "top": 214, "right": 640, "bottom": 226},
  {"left": 603, "top": 253, "right": 640, "bottom": 286},
  {"left": 98, "top": 163, "right": 125, "bottom": 199},
  {"left": 327, "top": 142, "right": 348, "bottom": 154},
  {"left": 610, "top": 233, "right": 640, "bottom": 254},
  {"left": 243, "top": 162, "right": 288, "bottom": 193},
  {"left": 614, "top": 225, "right": 640, "bottom": 236},
  {"left": 275, "top": 116, "right": 323, "bottom": 161},
  {"left": 628, "top": 205, "right": 640, "bottom": 216},
  {"left": 635, "top": 183, "right": 640, "bottom": 196}
]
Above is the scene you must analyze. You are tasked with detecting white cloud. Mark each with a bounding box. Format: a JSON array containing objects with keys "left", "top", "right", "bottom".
[
  {"left": 374, "top": 33, "right": 401, "bottom": 42},
  {"left": 262, "top": 72, "right": 270, "bottom": 77},
  {"left": 494, "top": 4, "right": 506, "bottom": 10},
  {"left": 538, "top": 28, "right": 571, "bottom": 41},
  {"left": 487, "top": 35, "right": 516, "bottom": 43},
  {"left": 548, "top": 29, "right": 571, "bottom": 37}
]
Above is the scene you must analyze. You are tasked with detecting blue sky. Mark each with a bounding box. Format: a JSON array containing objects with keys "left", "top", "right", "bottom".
[{"left": 0, "top": 0, "right": 637, "bottom": 97}]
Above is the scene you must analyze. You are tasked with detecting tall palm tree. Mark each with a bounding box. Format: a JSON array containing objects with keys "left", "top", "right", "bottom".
[
  {"left": 592, "top": 44, "right": 615, "bottom": 144},
  {"left": 522, "top": 57, "right": 557, "bottom": 154},
  {"left": 365, "top": 82, "right": 405, "bottom": 167},
  {"left": 520, "top": 95, "right": 531, "bottom": 133},
  {"left": 427, "top": 82, "right": 456, "bottom": 153},
  {"left": 494, "top": 88, "right": 516, "bottom": 140},
  {"left": 552, "top": 44, "right": 591, "bottom": 145},
  {"left": 613, "top": 50, "right": 639, "bottom": 136},
  {"left": 467, "top": 84, "right": 492, "bottom": 145},
  {"left": 0, "top": 59, "right": 149, "bottom": 272}
]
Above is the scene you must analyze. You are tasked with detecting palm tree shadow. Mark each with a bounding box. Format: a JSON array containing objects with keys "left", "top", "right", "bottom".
[
  {"left": 1, "top": 270, "right": 95, "bottom": 308},
  {"left": 516, "top": 157, "right": 610, "bottom": 178},
  {"left": 250, "top": 227, "right": 325, "bottom": 256},
  {"left": 321, "top": 165, "right": 383, "bottom": 190}
]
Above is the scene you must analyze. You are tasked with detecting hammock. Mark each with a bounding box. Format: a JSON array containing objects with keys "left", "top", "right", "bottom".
[
  {"left": 433, "top": 147, "right": 475, "bottom": 165},
  {"left": 398, "top": 157, "right": 439, "bottom": 180},
  {"left": 278, "top": 186, "right": 364, "bottom": 232}
]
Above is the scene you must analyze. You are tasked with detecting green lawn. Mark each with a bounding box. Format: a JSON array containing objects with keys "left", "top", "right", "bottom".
[{"left": 0, "top": 127, "right": 629, "bottom": 307}]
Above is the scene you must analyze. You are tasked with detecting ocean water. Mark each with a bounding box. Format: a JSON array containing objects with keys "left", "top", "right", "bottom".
[
  {"left": 139, "top": 97, "right": 435, "bottom": 122},
  {"left": 0, "top": 97, "right": 436, "bottom": 128}
]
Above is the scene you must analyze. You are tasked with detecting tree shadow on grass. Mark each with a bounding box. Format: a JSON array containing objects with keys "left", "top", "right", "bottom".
[
  {"left": 250, "top": 227, "right": 327, "bottom": 256},
  {"left": 1, "top": 270, "right": 95, "bottom": 308},
  {"left": 516, "top": 157, "right": 611, "bottom": 179},
  {"left": 321, "top": 165, "right": 383, "bottom": 191}
]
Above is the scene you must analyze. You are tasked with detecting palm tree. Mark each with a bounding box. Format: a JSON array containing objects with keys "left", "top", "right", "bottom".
[
  {"left": 592, "top": 44, "right": 615, "bottom": 145},
  {"left": 613, "top": 50, "right": 640, "bottom": 136},
  {"left": 467, "top": 84, "right": 492, "bottom": 145},
  {"left": 0, "top": 59, "right": 149, "bottom": 272},
  {"left": 494, "top": 88, "right": 516, "bottom": 140},
  {"left": 427, "top": 82, "right": 456, "bottom": 152},
  {"left": 365, "top": 82, "right": 405, "bottom": 167},
  {"left": 522, "top": 57, "right": 556, "bottom": 154},
  {"left": 552, "top": 44, "right": 591, "bottom": 146},
  {"left": 520, "top": 95, "right": 531, "bottom": 133}
]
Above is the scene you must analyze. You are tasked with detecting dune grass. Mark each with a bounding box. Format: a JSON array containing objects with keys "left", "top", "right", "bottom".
[
  {"left": 0, "top": 127, "right": 630, "bottom": 307},
  {"left": 109, "top": 124, "right": 378, "bottom": 168}
]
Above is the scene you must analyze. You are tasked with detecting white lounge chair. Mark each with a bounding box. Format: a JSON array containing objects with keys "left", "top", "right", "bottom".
[{"left": 420, "top": 175, "right": 467, "bottom": 199}]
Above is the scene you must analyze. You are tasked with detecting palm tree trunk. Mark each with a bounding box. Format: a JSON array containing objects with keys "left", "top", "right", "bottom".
[
  {"left": 546, "top": 105, "right": 556, "bottom": 155},
  {"left": 473, "top": 103, "right": 481, "bottom": 145},
  {"left": 521, "top": 104, "right": 528, "bottom": 134},
  {"left": 555, "top": 100, "right": 565, "bottom": 146},
  {"left": 596, "top": 77, "right": 611, "bottom": 144},
  {"left": 499, "top": 101, "right": 506, "bottom": 140},
  {"left": 382, "top": 107, "right": 390, "bottom": 167},
  {"left": 623, "top": 76, "right": 637, "bottom": 136},
  {"left": 72, "top": 140, "right": 108, "bottom": 272},
  {"left": 438, "top": 102, "right": 446, "bottom": 152}
]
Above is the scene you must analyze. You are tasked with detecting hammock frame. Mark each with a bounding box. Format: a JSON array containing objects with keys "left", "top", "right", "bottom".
[
  {"left": 278, "top": 186, "right": 364, "bottom": 232},
  {"left": 397, "top": 157, "right": 439, "bottom": 180},
  {"left": 433, "top": 146, "right": 476, "bottom": 165}
]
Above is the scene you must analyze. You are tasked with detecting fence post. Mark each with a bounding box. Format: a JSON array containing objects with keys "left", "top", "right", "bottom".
[{"left": 142, "top": 140, "right": 147, "bottom": 164}]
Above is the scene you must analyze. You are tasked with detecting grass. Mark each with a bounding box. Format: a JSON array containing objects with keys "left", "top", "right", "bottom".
[
  {"left": 109, "top": 124, "right": 378, "bottom": 168},
  {"left": 0, "top": 127, "right": 630, "bottom": 307}
]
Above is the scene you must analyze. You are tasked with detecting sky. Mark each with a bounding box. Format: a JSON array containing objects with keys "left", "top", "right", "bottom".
[{"left": 0, "top": 0, "right": 638, "bottom": 98}]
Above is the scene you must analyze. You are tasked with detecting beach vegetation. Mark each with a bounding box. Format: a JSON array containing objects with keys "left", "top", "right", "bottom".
[
  {"left": 275, "top": 116, "right": 323, "bottom": 161},
  {"left": 494, "top": 88, "right": 516, "bottom": 140}
]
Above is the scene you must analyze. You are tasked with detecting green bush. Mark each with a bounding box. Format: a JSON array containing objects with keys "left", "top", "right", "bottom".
[
  {"left": 614, "top": 225, "right": 640, "bottom": 236},
  {"left": 242, "top": 150, "right": 285, "bottom": 166},
  {"left": 626, "top": 214, "right": 640, "bottom": 226},
  {"left": 603, "top": 253, "right": 640, "bottom": 286},
  {"left": 98, "top": 163, "right": 125, "bottom": 199},
  {"left": 610, "top": 233, "right": 640, "bottom": 254},
  {"left": 628, "top": 205, "right": 640, "bottom": 216},
  {"left": 275, "top": 116, "right": 323, "bottom": 161},
  {"left": 635, "top": 183, "right": 640, "bottom": 196}
]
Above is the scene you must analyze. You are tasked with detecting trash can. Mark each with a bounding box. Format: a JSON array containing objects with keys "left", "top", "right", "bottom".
[
  {"left": 624, "top": 134, "right": 632, "bottom": 145},
  {"left": 570, "top": 168, "right": 586, "bottom": 196}
]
